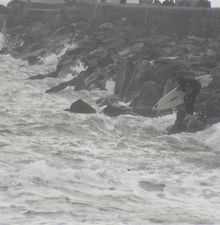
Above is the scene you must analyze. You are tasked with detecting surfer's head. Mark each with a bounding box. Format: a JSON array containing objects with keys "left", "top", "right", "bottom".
[{"left": 167, "top": 64, "right": 180, "bottom": 81}]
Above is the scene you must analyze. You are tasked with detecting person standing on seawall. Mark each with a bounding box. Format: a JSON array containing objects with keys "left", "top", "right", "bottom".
[
  {"left": 162, "top": 0, "right": 175, "bottom": 6},
  {"left": 169, "top": 72, "right": 201, "bottom": 120}
]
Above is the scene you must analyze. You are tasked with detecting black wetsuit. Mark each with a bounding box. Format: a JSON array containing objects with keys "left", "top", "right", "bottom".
[{"left": 177, "top": 77, "right": 201, "bottom": 115}]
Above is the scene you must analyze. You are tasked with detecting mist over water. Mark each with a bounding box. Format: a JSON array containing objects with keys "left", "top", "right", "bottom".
[{"left": 0, "top": 41, "right": 220, "bottom": 225}]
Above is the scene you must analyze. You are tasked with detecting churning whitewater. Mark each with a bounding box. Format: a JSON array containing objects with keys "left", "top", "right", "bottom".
[{"left": 0, "top": 36, "right": 220, "bottom": 225}]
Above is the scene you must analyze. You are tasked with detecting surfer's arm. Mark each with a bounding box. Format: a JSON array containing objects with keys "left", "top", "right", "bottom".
[{"left": 177, "top": 77, "right": 187, "bottom": 92}]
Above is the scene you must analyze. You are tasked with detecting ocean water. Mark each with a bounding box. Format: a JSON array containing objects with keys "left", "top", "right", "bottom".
[{"left": 0, "top": 35, "right": 220, "bottom": 225}]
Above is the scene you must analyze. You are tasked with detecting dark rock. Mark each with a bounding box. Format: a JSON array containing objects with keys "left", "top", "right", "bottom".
[
  {"left": 187, "top": 115, "right": 206, "bottom": 132},
  {"left": 114, "top": 59, "right": 136, "bottom": 100},
  {"left": 131, "top": 81, "right": 161, "bottom": 108},
  {"left": 132, "top": 106, "right": 157, "bottom": 117},
  {"left": 206, "top": 117, "right": 220, "bottom": 127},
  {"left": 65, "top": 99, "right": 96, "bottom": 114},
  {"left": 23, "top": 22, "right": 49, "bottom": 45},
  {"left": 0, "top": 47, "right": 9, "bottom": 55},
  {"left": 191, "top": 56, "right": 218, "bottom": 69},
  {"left": 0, "top": 4, "right": 8, "bottom": 14},
  {"left": 29, "top": 71, "right": 58, "bottom": 80},
  {"left": 96, "top": 95, "right": 120, "bottom": 107},
  {"left": 85, "top": 47, "right": 109, "bottom": 67},
  {"left": 26, "top": 55, "right": 40, "bottom": 65},
  {"left": 102, "top": 104, "right": 135, "bottom": 117},
  {"left": 46, "top": 78, "right": 75, "bottom": 93},
  {"left": 115, "top": 59, "right": 161, "bottom": 102},
  {"left": 56, "top": 47, "right": 84, "bottom": 74},
  {"left": 74, "top": 64, "right": 117, "bottom": 91},
  {"left": 205, "top": 97, "right": 220, "bottom": 118}
]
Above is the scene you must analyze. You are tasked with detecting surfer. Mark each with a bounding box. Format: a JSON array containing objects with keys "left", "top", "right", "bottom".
[{"left": 169, "top": 73, "right": 201, "bottom": 120}]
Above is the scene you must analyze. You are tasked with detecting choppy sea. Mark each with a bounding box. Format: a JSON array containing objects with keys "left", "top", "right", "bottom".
[{"left": 0, "top": 33, "right": 220, "bottom": 225}]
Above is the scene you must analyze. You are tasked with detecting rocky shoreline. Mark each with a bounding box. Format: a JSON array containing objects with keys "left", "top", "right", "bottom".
[{"left": 1, "top": 1, "right": 220, "bottom": 133}]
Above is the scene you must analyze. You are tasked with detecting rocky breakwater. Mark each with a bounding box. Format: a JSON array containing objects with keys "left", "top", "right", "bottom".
[{"left": 3, "top": 1, "right": 220, "bottom": 133}]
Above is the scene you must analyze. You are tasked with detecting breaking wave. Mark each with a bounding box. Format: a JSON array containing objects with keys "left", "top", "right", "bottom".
[{"left": 0, "top": 46, "right": 220, "bottom": 225}]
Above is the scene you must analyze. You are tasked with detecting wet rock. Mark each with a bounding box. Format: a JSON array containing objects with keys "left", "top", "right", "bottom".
[
  {"left": 115, "top": 59, "right": 161, "bottom": 102},
  {"left": 114, "top": 59, "right": 135, "bottom": 100},
  {"left": 74, "top": 64, "right": 118, "bottom": 91},
  {"left": 29, "top": 71, "right": 58, "bottom": 80},
  {"left": 131, "top": 81, "right": 161, "bottom": 108},
  {"left": 85, "top": 47, "right": 109, "bottom": 67},
  {"left": 26, "top": 55, "right": 40, "bottom": 65},
  {"left": 102, "top": 104, "right": 135, "bottom": 117},
  {"left": 205, "top": 97, "right": 220, "bottom": 118},
  {"left": 132, "top": 106, "right": 156, "bottom": 117},
  {"left": 23, "top": 22, "right": 49, "bottom": 46},
  {"left": 0, "top": 5, "right": 7, "bottom": 14},
  {"left": 187, "top": 115, "right": 206, "bottom": 132},
  {"left": 191, "top": 56, "right": 218, "bottom": 70},
  {"left": 96, "top": 95, "right": 120, "bottom": 107},
  {"left": 56, "top": 47, "right": 84, "bottom": 74},
  {"left": 65, "top": 99, "right": 96, "bottom": 114},
  {"left": 46, "top": 78, "right": 75, "bottom": 93},
  {"left": 206, "top": 117, "right": 220, "bottom": 127},
  {"left": 0, "top": 47, "right": 9, "bottom": 55}
]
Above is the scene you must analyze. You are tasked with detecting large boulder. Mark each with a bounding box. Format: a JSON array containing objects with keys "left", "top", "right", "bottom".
[
  {"left": 65, "top": 99, "right": 96, "bottom": 114},
  {"left": 131, "top": 81, "right": 161, "bottom": 108},
  {"left": 102, "top": 104, "right": 135, "bottom": 117},
  {"left": 130, "top": 81, "right": 161, "bottom": 117},
  {"left": 115, "top": 59, "right": 161, "bottom": 102},
  {"left": 114, "top": 59, "right": 135, "bottom": 101},
  {"left": 0, "top": 5, "right": 8, "bottom": 14}
]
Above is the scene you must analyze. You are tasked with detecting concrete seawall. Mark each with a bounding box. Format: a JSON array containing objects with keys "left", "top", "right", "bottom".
[{"left": 77, "top": 2, "right": 220, "bottom": 37}]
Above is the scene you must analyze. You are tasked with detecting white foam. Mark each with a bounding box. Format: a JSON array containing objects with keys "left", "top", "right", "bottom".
[
  {"left": 43, "top": 53, "right": 59, "bottom": 67},
  {"left": 105, "top": 79, "right": 115, "bottom": 95},
  {"left": 43, "top": 42, "right": 77, "bottom": 68},
  {"left": 58, "top": 42, "right": 77, "bottom": 58},
  {"left": 203, "top": 123, "right": 220, "bottom": 151},
  {"left": 1, "top": 53, "right": 220, "bottom": 225},
  {"left": 70, "top": 59, "right": 87, "bottom": 74},
  {"left": 0, "top": 0, "right": 9, "bottom": 6}
]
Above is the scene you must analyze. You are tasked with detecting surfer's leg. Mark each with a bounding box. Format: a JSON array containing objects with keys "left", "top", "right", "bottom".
[{"left": 183, "top": 96, "right": 195, "bottom": 120}]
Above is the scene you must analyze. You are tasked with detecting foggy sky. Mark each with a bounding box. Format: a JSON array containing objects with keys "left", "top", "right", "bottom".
[{"left": 0, "top": 0, "right": 219, "bottom": 8}]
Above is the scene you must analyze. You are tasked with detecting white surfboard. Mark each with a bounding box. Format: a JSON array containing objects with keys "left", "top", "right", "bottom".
[{"left": 153, "top": 74, "right": 213, "bottom": 111}]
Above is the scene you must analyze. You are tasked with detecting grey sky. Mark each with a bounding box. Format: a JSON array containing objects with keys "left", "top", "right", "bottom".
[{"left": 0, "top": 0, "right": 219, "bottom": 7}]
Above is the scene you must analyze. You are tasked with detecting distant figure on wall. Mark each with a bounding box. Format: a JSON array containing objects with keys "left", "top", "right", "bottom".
[
  {"left": 196, "top": 0, "right": 211, "bottom": 8},
  {"left": 178, "top": 0, "right": 190, "bottom": 6},
  {"left": 120, "top": 0, "right": 126, "bottom": 4},
  {"left": 162, "top": 0, "right": 175, "bottom": 6},
  {"left": 152, "top": 0, "right": 161, "bottom": 5}
]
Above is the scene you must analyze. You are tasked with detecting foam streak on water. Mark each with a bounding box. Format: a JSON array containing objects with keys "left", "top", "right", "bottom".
[{"left": 0, "top": 54, "right": 220, "bottom": 225}]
